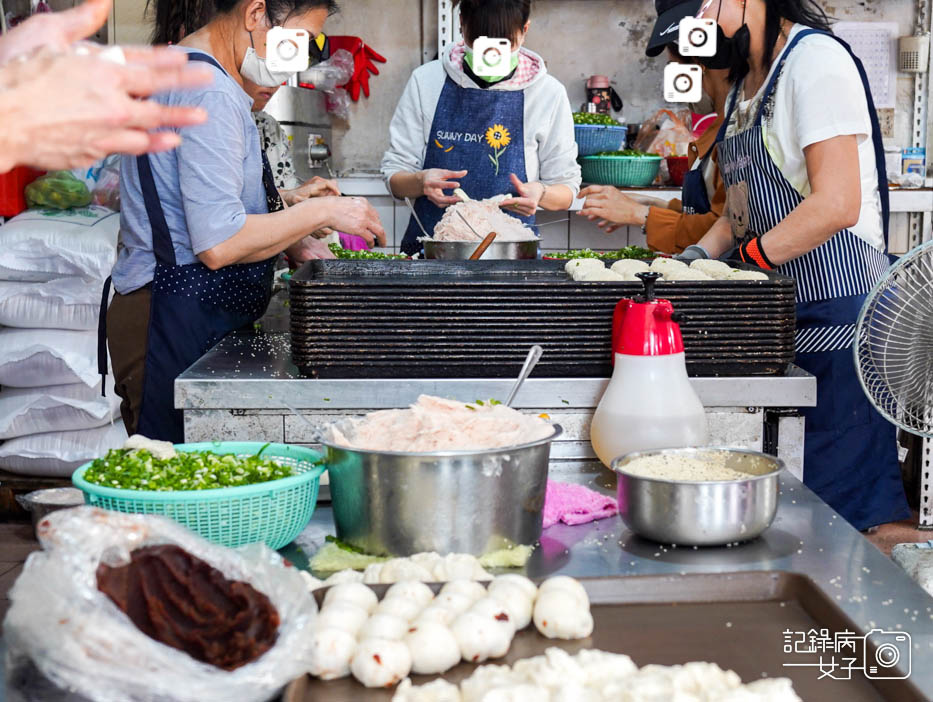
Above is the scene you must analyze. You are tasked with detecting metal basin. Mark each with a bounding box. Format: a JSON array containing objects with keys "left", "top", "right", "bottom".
[
  {"left": 612, "top": 447, "right": 784, "bottom": 546},
  {"left": 322, "top": 425, "right": 562, "bottom": 557},
  {"left": 15, "top": 487, "right": 85, "bottom": 538},
  {"left": 423, "top": 240, "right": 540, "bottom": 260}
]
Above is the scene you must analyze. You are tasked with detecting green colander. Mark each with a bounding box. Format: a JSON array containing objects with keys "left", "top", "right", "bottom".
[
  {"left": 580, "top": 154, "right": 663, "bottom": 187},
  {"left": 72, "top": 442, "right": 325, "bottom": 550}
]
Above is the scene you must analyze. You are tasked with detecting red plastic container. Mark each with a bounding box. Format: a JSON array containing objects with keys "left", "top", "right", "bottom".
[
  {"left": 666, "top": 156, "right": 689, "bottom": 187},
  {"left": 0, "top": 167, "right": 44, "bottom": 217}
]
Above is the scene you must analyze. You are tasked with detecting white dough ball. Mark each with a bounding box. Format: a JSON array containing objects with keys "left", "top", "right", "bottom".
[
  {"left": 380, "top": 558, "right": 433, "bottom": 583},
  {"left": 323, "top": 582, "right": 379, "bottom": 614},
  {"left": 610, "top": 259, "right": 650, "bottom": 276},
  {"left": 489, "top": 574, "right": 537, "bottom": 602},
  {"left": 663, "top": 268, "right": 712, "bottom": 281},
  {"left": 404, "top": 622, "right": 462, "bottom": 675},
  {"left": 376, "top": 595, "right": 424, "bottom": 622},
  {"left": 362, "top": 563, "right": 384, "bottom": 584},
  {"left": 317, "top": 601, "right": 370, "bottom": 636},
  {"left": 468, "top": 597, "right": 517, "bottom": 658},
  {"left": 533, "top": 591, "right": 594, "bottom": 640},
  {"left": 308, "top": 627, "right": 357, "bottom": 680},
  {"left": 324, "top": 569, "right": 364, "bottom": 586},
  {"left": 650, "top": 257, "right": 687, "bottom": 272},
  {"left": 576, "top": 268, "right": 624, "bottom": 282},
  {"left": 394, "top": 678, "right": 462, "bottom": 702},
  {"left": 538, "top": 576, "right": 590, "bottom": 607},
  {"left": 358, "top": 613, "right": 409, "bottom": 641},
  {"left": 728, "top": 269, "right": 769, "bottom": 281},
  {"left": 486, "top": 581, "right": 533, "bottom": 630},
  {"left": 351, "top": 638, "right": 412, "bottom": 689},
  {"left": 386, "top": 580, "right": 435, "bottom": 608},
  {"left": 690, "top": 259, "right": 733, "bottom": 279},
  {"left": 440, "top": 579, "right": 488, "bottom": 603},
  {"left": 451, "top": 610, "right": 512, "bottom": 664},
  {"left": 300, "top": 571, "right": 324, "bottom": 591},
  {"left": 565, "top": 258, "right": 605, "bottom": 275},
  {"left": 433, "top": 553, "right": 491, "bottom": 582},
  {"left": 434, "top": 591, "right": 475, "bottom": 616},
  {"left": 413, "top": 605, "right": 456, "bottom": 627}
]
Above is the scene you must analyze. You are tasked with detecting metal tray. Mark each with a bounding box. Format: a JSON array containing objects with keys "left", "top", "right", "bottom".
[{"left": 282, "top": 572, "right": 922, "bottom": 702}]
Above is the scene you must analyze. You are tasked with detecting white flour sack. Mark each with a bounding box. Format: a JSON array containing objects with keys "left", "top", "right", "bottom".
[
  {"left": 0, "top": 206, "right": 119, "bottom": 282},
  {"left": 0, "top": 278, "right": 103, "bottom": 330},
  {"left": 0, "top": 420, "right": 127, "bottom": 477},
  {"left": 0, "top": 378, "right": 120, "bottom": 440},
  {"left": 0, "top": 328, "right": 100, "bottom": 388}
]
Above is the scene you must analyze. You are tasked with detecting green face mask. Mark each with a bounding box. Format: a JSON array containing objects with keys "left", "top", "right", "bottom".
[{"left": 464, "top": 46, "right": 520, "bottom": 83}]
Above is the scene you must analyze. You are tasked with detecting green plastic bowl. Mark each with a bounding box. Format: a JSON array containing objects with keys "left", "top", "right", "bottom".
[
  {"left": 72, "top": 441, "right": 325, "bottom": 549},
  {"left": 580, "top": 154, "right": 663, "bottom": 187}
]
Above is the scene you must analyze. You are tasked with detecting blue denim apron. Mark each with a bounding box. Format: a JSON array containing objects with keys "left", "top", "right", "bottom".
[
  {"left": 716, "top": 29, "right": 909, "bottom": 529},
  {"left": 99, "top": 52, "right": 281, "bottom": 443},
  {"left": 400, "top": 76, "right": 534, "bottom": 255}
]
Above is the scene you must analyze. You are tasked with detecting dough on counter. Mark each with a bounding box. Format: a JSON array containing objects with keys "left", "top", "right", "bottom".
[
  {"left": 404, "top": 622, "right": 462, "bottom": 675},
  {"left": 394, "top": 678, "right": 462, "bottom": 702},
  {"left": 468, "top": 597, "right": 517, "bottom": 658},
  {"left": 434, "top": 591, "right": 475, "bottom": 617},
  {"left": 376, "top": 596, "right": 424, "bottom": 622},
  {"left": 486, "top": 581, "right": 533, "bottom": 630},
  {"left": 412, "top": 605, "right": 456, "bottom": 627},
  {"left": 663, "top": 268, "right": 713, "bottom": 281},
  {"left": 386, "top": 580, "right": 435, "bottom": 608},
  {"left": 488, "top": 574, "right": 538, "bottom": 603},
  {"left": 351, "top": 638, "right": 413, "bottom": 688},
  {"left": 610, "top": 259, "right": 650, "bottom": 277},
  {"left": 325, "top": 569, "right": 365, "bottom": 586},
  {"left": 575, "top": 268, "right": 625, "bottom": 282},
  {"left": 573, "top": 649, "right": 638, "bottom": 686},
  {"left": 650, "top": 257, "right": 687, "bottom": 273},
  {"left": 537, "top": 576, "right": 590, "bottom": 607},
  {"left": 565, "top": 258, "right": 605, "bottom": 275},
  {"left": 458, "top": 664, "right": 527, "bottom": 701},
  {"left": 432, "top": 197, "right": 537, "bottom": 243},
  {"left": 728, "top": 269, "right": 769, "bottom": 281},
  {"left": 440, "top": 579, "right": 488, "bottom": 604},
  {"left": 451, "top": 610, "right": 512, "bottom": 663},
  {"left": 359, "top": 613, "right": 410, "bottom": 642},
  {"left": 533, "top": 591, "right": 594, "bottom": 640},
  {"left": 380, "top": 559, "right": 434, "bottom": 583},
  {"left": 317, "top": 601, "right": 370, "bottom": 636},
  {"left": 690, "top": 259, "right": 733, "bottom": 279},
  {"left": 433, "top": 553, "right": 492, "bottom": 582},
  {"left": 323, "top": 582, "right": 379, "bottom": 614},
  {"left": 308, "top": 627, "right": 357, "bottom": 680}
]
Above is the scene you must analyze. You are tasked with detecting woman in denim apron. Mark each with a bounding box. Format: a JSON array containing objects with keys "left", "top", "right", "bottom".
[
  {"left": 677, "top": 0, "right": 910, "bottom": 529},
  {"left": 103, "top": 0, "right": 385, "bottom": 443}
]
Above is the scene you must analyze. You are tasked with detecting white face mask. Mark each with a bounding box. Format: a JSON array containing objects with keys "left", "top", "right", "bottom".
[{"left": 240, "top": 32, "right": 297, "bottom": 87}]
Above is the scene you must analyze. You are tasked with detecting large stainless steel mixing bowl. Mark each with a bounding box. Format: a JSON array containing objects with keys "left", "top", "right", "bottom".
[
  {"left": 423, "top": 240, "right": 540, "bottom": 260},
  {"left": 612, "top": 447, "right": 784, "bottom": 546},
  {"left": 322, "top": 425, "right": 562, "bottom": 557}
]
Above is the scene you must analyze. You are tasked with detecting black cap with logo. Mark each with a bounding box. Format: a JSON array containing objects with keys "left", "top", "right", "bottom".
[{"left": 645, "top": 0, "right": 703, "bottom": 57}]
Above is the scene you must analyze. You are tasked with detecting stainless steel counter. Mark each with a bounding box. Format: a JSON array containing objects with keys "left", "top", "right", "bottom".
[{"left": 293, "top": 473, "right": 933, "bottom": 695}]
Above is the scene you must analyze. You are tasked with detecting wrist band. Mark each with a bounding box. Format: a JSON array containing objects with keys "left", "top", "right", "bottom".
[{"left": 739, "top": 235, "right": 775, "bottom": 270}]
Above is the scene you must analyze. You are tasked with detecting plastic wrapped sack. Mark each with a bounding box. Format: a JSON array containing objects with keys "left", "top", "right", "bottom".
[
  {"left": 0, "top": 328, "right": 100, "bottom": 388},
  {"left": 4, "top": 507, "right": 318, "bottom": 702},
  {"left": 24, "top": 172, "right": 92, "bottom": 210},
  {"left": 0, "top": 278, "right": 103, "bottom": 330},
  {"left": 73, "top": 155, "right": 121, "bottom": 211},
  {"left": 0, "top": 206, "right": 119, "bottom": 282},
  {"left": 0, "top": 379, "right": 120, "bottom": 440},
  {"left": 0, "top": 420, "right": 127, "bottom": 477}
]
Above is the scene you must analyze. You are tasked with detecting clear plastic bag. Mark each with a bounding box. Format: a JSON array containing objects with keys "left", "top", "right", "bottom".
[
  {"left": 298, "top": 49, "right": 354, "bottom": 92},
  {"left": 634, "top": 109, "right": 693, "bottom": 158},
  {"left": 325, "top": 87, "right": 352, "bottom": 121},
  {"left": 24, "top": 172, "right": 91, "bottom": 210},
  {"left": 4, "top": 507, "right": 318, "bottom": 702}
]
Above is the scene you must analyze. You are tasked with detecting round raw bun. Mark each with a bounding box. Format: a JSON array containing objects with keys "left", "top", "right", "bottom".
[
  {"left": 488, "top": 574, "right": 538, "bottom": 602},
  {"left": 350, "top": 638, "right": 413, "bottom": 688},
  {"left": 469, "top": 597, "right": 517, "bottom": 658},
  {"left": 323, "top": 582, "right": 379, "bottom": 614},
  {"left": 487, "top": 581, "right": 533, "bottom": 630},
  {"left": 375, "top": 595, "right": 424, "bottom": 622},
  {"left": 533, "top": 590, "right": 594, "bottom": 640},
  {"left": 358, "top": 613, "right": 409, "bottom": 642},
  {"left": 565, "top": 258, "right": 605, "bottom": 275},
  {"left": 576, "top": 268, "right": 623, "bottom": 282},
  {"left": 308, "top": 628, "right": 357, "bottom": 680},
  {"left": 690, "top": 259, "right": 733, "bottom": 279},
  {"left": 385, "top": 580, "right": 435, "bottom": 608},
  {"left": 324, "top": 569, "right": 365, "bottom": 586},
  {"left": 434, "top": 591, "right": 474, "bottom": 616},
  {"left": 317, "top": 601, "right": 370, "bottom": 636},
  {"left": 439, "top": 579, "right": 488, "bottom": 603},
  {"left": 538, "top": 576, "right": 590, "bottom": 607},
  {"left": 412, "top": 605, "right": 456, "bottom": 627},
  {"left": 650, "top": 257, "right": 687, "bottom": 272},
  {"left": 610, "top": 259, "right": 650, "bottom": 276},
  {"left": 403, "top": 622, "right": 462, "bottom": 675},
  {"left": 451, "top": 610, "right": 512, "bottom": 664}
]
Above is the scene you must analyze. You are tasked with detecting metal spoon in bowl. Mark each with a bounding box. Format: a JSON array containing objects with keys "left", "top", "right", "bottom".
[
  {"left": 505, "top": 345, "right": 544, "bottom": 407},
  {"left": 456, "top": 210, "right": 485, "bottom": 240},
  {"left": 404, "top": 196, "right": 431, "bottom": 239}
]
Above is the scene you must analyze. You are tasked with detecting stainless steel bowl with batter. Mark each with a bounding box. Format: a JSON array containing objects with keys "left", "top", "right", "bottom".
[
  {"left": 612, "top": 447, "right": 785, "bottom": 546},
  {"left": 322, "top": 425, "right": 562, "bottom": 557},
  {"left": 422, "top": 239, "right": 540, "bottom": 260}
]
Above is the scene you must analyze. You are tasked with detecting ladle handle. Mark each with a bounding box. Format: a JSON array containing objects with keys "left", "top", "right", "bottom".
[
  {"left": 469, "top": 232, "right": 497, "bottom": 260},
  {"left": 506, "top": 345, "right": 544, "bottom": 407}
]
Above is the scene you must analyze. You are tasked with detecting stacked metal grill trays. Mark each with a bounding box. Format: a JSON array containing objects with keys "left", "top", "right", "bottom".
[{"left": 290, "top": 260, "right": 797, "bottom": 379}]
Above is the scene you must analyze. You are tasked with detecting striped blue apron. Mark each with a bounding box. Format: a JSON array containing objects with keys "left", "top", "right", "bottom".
[{"left": 716, "top": 29, "right": 909, "bottom": 529}]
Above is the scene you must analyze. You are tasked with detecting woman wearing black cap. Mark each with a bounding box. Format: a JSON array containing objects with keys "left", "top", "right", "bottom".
[{"left": 646, "top": 0, "right": 909, "bottom": 531}]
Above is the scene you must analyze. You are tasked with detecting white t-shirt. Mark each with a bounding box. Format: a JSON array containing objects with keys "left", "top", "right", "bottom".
[{"left": 725, "top": 24, "right": 883, "bottom": 251}]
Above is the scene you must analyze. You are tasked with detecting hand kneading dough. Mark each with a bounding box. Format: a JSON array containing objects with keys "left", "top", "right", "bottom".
[
  {"left": 386, "top": 580, "right": 435, "bottom": 608},
  {"left": 359, "top": 613, "right": 410, "bottom": 641},
  {"left": 486, "top": 581, "right": 533, "bottom": 630},
  {"left": 376, "top": 596, "right": 425, "bottom": 622},
  {"left": 452, "top": 611, "right": 512, "bottom": 663},
  {"left": 440, "top": 579, "right": 488, "bottom": 604},
  {"left": 537, "top": 576, "right": 590, "bottom": 607},
  {"left": 394, "top": 678, "right": 462, "bottom": 702},
  {"left": 317, "top": 601, "right": 370, "bottom": 635},
  {"left": 489, "top": 574, "right": 538, "bottom": 602},
  {"left": 351, "top": 638, "right": 413, "bottom": 688},
  {"left": 533, "top": 591, "right": 594, "bottom": 640},
  {"left": 309, "top": 628, "right": 357, "bottom": 680},
  {"left": 565, "top": 258, "right": 605, "bottom": 275},
  {"left": 323, "top": 582, "right": 379, "bottom": 614},
  {"left": 404, "top": 622, "right": 462, "bottom": 674}
]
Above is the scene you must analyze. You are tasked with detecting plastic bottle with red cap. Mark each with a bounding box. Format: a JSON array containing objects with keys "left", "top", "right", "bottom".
[{"left": 590, "top": 272, "right": 707, "bottom": 469}]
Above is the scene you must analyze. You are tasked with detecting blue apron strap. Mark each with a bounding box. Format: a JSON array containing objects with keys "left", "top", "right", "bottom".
[
  {"left": 136, "top": 154, "right": 175, "bottom": 267},
  {"left": 715, "top": 87, "right": 741, "bottom": 145},
  {"left": 97, "top": 275, "right": 112, "bottom": 396}
]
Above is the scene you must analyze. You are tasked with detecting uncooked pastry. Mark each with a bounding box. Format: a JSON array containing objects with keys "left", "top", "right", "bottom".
[
  {"left": 404, "top": 622, "right": 462, "bottom": 674},
  {"left": 351, "top": 638, "right": 413, "bottom": 688},
  {"left": 308, "top": 627, "right": 357, "bottom": 680}
]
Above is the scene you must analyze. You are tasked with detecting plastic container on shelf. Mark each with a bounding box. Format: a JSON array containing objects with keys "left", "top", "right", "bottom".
[{"left": 0, "top": 167, "right": 44, "bottom": 218}]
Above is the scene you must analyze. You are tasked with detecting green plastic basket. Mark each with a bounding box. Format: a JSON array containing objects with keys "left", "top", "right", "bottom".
[
  {"left": 580, "top": 155, "right": 663, "bottom": 187},
  {"left": 72, "top": 442, "right": 325, "bottom": 550}
]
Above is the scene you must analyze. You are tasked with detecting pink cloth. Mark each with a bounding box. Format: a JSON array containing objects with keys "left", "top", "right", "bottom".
[
  {"left": 339, "top": 233, "right": 370, "bottom": 251},
  {"left": 542, "top": 481, "right": 618, "bottom": 529}
]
